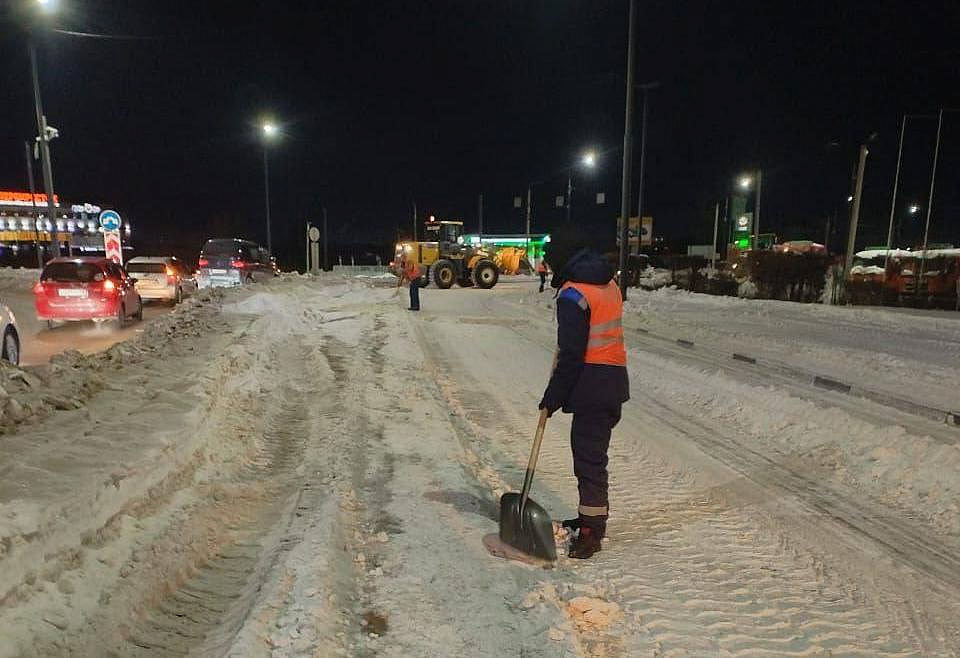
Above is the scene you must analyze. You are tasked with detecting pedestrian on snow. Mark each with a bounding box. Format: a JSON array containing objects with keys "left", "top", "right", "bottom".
[
  {"left": 539, "top": 226, "right": 629, "bottom": 559},
  {"left": 537, "top": 259, "right": 549, "bottom": 293},
  {"left": 402, "top": 256, "right": 422, "bottom": 311}
]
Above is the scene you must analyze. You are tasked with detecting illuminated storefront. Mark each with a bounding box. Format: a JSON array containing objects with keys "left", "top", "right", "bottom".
[{"left": 0, "top": 191, "right": 132, "bottom": 264}]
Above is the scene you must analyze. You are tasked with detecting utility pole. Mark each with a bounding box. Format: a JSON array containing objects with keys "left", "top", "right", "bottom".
[
  {"left": 412, "top": 201, "right": 417, "bottom": 241},
  {"left": 882, "top": 115, "right": 907, "bottom": 280},
  {"left": 29, "top": 38, "right": 59, "bottom": 256},
  {"left": 617, "top": 0, "right": 638, "bottom": 299},
  {"left": 322, "top": 206, "right": 329, "bottom": 272},
  {"left": 753, "top": 169, "right": 763, "bottom": 248},
  {"left": 525, "top": 185, "right": 533, "bottom": 254},
  {"left": 844, "top": 144, "right": 869, "bottom": 275},
  {"left": 710, "top": 202, "right": 719, "bottom": 271},
  {"left": 25, "top": 141, "right": 44, "bottom": 269},
  {"left": 917, "top": 107, "right": 944, "bottom": 296},
  {"left": 635, "top": 82, "right": 659, "bottom": 256},
  {"left": 478, "top": 193, "right": 484, "bottom": 239},
  {"left": 263, "top": 144, "right": 272, "bottom": 254}
]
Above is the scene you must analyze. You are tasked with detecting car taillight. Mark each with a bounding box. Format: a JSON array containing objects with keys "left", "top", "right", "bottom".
[
  {"left": 198, "top": 258, "right": 209, "bottom": 267},
  {"left": 102, "top": 279, "right": 117, "bottom": 294},
  {"left": 230, "top": 259, "right": 247, "bottom": 269},
  {"left": 165, "top": 266, "right": 178, "bottom": 284},
  {"left": 33, "top": 281, "right": 44, "bottom": 295}
]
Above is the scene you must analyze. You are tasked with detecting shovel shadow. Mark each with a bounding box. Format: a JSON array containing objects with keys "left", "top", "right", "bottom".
[{"left": 423, "top": 490, "right": 499, "bottom": 522}]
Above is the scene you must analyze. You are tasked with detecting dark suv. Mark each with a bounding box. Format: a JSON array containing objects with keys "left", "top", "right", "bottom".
[{"left": 197, "top": 239, "right": 275, "bottom": 288}]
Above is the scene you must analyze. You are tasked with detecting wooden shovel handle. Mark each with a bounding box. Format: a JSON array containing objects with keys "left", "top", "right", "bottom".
[{"left": 519, "top": 409, "right": 549, "bottom": 510}]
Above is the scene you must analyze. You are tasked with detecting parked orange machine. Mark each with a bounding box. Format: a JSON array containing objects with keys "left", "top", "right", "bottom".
[{"left": 849, "top": 248, "right": 960, "bottom": 307}]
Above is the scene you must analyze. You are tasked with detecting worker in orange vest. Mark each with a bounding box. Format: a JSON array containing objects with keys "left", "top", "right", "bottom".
[
  {"left": 537, "top": 259, "right": 549, "bottom": 293},
  {"left": 540, "top": 227, "right": 629, "bottom": 559},
  {"left": 402, "top": 256, "right": 423, "bottom": 311}
]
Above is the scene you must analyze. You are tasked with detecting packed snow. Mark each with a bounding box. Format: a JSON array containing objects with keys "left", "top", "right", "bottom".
[{"left": 0, "top": 272, "right": 958, "bottom": 656}]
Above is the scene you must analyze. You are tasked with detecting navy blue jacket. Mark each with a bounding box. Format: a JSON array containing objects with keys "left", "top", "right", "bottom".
[{"left": 539, "top": 250, "right": 630, "bottom": 415}]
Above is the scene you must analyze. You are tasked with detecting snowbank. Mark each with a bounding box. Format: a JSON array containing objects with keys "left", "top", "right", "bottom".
[{"left": 0, "top": 267, "right": 38, "bottom": 293}]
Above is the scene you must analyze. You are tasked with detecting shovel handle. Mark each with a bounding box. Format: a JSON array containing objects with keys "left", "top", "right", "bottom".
[{"left": 519, "top": 409, "right": 549, "bottom": 512}]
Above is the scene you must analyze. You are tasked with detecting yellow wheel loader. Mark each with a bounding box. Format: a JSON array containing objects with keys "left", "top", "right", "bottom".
[{"left": 393, "top": 220, "right": 500, "bottom": 289}]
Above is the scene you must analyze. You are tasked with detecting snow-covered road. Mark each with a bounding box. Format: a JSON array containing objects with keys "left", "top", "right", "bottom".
[{"left": 1, "top": 276, "right": 958, "bottom": 656}]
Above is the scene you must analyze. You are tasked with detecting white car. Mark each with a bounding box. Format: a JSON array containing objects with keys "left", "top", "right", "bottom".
[
  {"left": 126, "top": 256, "right": 196, "bottom": 305},
  {"left": 1, "top": 302, "right": 19, "bottom": 366}
]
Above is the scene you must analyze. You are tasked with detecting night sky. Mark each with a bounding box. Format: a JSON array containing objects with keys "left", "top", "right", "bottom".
[{"left": 1, "top": 0, "right": 958, "bottom": 264}]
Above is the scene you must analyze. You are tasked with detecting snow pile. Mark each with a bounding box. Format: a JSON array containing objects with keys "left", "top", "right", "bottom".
[
  {"left": 638, "top": 350, "right": 960, "bottom": 537},
  {"left": 637, "top": 267, "right": 673, "bottom": 290},
  {"left": 0, "top": 267, "right": 39, "bottom": 293},
  {"left": 737, "top": 279, "right": 758, "bottom": 298},
  {"left": 0, "top": 289, "right": 223, "bottom": 434},
  {"left": 567, "top": 596, "right": 622, "bottom": 632}
]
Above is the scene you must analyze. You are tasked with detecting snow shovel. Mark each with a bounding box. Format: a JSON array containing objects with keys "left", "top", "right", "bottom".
[{"left": 498, "top": 409, "right": 557, "bottom": 561}]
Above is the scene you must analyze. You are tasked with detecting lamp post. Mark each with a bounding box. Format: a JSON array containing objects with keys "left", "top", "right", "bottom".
[
  {"left": 261, "top": 121, "right": 278, "bottom": 254},
  {"left": 28, "top": 0, "right": 60, "bottom": 257},
  {"left": 565, "top": 149, "right": 597, "bottom": 224},
  {"left": 737, "top": 170, "right": 762, "bottom": 249},
  {"left": 634, "top": 82, "right": 659, "bottom": 256}
]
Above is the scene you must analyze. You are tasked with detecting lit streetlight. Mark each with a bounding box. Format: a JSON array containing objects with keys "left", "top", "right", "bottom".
[
  {"left": 909, "top": 204, "right": 920, "bottom": 215},
  {"left": 566, "top": 148, "right": 598, "bottom": 223},
  {"left": 26, "top": 0, "right": 60, "bottom": 260},
  {"left": 260, "top": 120, "right": 279, "bottom": 255},
  {"left": 737, "top": 170, "right": 762, "bottom": 248}
]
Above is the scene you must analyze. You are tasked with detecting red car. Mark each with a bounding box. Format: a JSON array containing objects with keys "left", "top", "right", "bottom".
[{"left": 34, "top": 257, "right": 143, "bottom": 328}]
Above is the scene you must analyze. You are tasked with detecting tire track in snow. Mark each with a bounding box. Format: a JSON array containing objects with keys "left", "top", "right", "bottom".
[{"left": 105, "top": 337, "right": 316, "bottom": 657}]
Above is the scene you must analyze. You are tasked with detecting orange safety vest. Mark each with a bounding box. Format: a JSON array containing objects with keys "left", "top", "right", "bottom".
[
  {"left": 561, "top": 280, "right": 626, "bottom": 366},
  {"left": 403, "top": 259, "right": 421, "bottom": 281}
]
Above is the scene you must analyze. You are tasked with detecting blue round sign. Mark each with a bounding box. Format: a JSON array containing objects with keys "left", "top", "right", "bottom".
[{"left": 99, "top": 210, "right": 121, "bottom": 231}]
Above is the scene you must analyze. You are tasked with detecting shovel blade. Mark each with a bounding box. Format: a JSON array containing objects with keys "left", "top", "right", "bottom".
[{"left": 498, "top": 492, "right": 557, "bottom": 561}]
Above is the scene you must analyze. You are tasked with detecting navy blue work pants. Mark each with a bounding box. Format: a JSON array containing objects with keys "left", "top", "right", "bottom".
[
  {"left": 409, "top": 278, "right": 421, "bottom": 310},
  {"left": 570, "top": 406, "right": 621, "bottom": 536}
]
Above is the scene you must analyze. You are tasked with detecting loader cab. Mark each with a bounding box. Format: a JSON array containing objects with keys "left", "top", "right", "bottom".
[{"left": 425, "top": 220, "right": 464, "bottom": 246}]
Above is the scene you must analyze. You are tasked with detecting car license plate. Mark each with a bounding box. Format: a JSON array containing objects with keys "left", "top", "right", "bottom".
[
  {"left": 210, "top": 269, "right": 227, "bottom": 275},
  {"left": 58, "top": 289, "right": 87, "bottom": 298}
]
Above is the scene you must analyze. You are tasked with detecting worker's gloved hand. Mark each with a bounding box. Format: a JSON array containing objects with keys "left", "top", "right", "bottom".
[{"left": 538, "top": 401, "right": 556, "bottom": 418}]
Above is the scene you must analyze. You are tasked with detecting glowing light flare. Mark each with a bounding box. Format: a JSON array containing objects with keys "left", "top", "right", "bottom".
[{"left": 581, "top": 151, "right": 597, "bottom": 168}]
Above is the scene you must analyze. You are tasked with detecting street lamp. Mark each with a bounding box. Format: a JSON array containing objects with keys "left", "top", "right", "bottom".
[
  {"left": 26, "top": 0, "right": 60, "bottom": 260},
  {"left": 260, "top": 121, "right": 279, "bottom": 255},
  {"left": 566, "top": 148, "right": 598, "bottom": 223},
  {"left": 737, "top": 170, "right": 762, "bottom": 248},
  {"left": 909, "top": 204, "right": 920, "bottom": 215}
]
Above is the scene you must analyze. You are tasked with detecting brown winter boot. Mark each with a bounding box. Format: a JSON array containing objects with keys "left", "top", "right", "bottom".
[{"left": 568, "top": 526, "right": 602, "bottom": 559}]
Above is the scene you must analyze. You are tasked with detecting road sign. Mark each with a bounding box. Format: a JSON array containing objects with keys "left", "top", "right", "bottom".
[
  {"left": 617, "top": 216, "right": 653, "bottom": 248},
  {"left": 104, "top": 230, "right": 122, "bottom": 264},
  {"left": 308, "top": 226, "right": 320, "bottom": 242},
  {"left": 99, "top": 209, "right": 121, "bottom": 232}
]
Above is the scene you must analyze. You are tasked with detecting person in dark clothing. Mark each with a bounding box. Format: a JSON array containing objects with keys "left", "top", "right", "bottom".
[
  {"left": 540, "top": 228, "right": 630, "bottom": 559},
  {"left": 537, "top": 260, "right": 549, "bottom": 293},
  {"left": 402, "top": 257, "right": 422, "bottom": 311}
]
